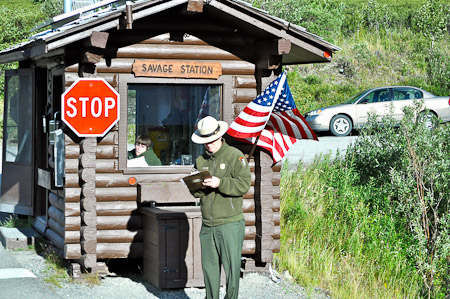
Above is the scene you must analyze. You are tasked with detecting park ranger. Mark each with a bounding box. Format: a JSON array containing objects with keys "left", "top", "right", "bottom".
[{"left": 190, "top": 116, "right": 252, "bottom": 299}]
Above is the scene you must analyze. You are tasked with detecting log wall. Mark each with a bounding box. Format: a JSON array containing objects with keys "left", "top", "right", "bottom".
[{"left": 63, "top": 32, "right": 280, "bottom": 266}]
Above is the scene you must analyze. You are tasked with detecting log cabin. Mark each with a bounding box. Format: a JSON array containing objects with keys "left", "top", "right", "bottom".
[{"left": 0, "top": 0, "right": 339, "bottom": 288}]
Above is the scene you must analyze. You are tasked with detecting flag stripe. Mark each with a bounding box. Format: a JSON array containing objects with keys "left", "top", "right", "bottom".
[{"left": 227, "top": 71, "right": 318, "bottom": 162}]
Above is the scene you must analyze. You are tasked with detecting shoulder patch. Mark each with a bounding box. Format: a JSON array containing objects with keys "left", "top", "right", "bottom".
[{"left": 239, "top": 156, "right": 246, "bottom": 166}]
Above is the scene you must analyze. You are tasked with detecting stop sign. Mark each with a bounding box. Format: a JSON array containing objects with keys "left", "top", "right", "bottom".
[{"left": 62, "top": 78, "right": 120, "bottom": 137}]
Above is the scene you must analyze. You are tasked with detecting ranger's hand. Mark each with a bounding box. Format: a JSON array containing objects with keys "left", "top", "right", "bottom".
[{"left": 203, "top": 176, "right": 220, "bottom": 188}]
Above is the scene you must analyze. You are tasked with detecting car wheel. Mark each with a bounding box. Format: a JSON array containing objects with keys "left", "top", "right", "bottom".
[
  {"left": 417, "top": 111, "right": 437, "bottom": 129},
  {"left": 330, "top": 115, "right": 353, "bottom": 136}
]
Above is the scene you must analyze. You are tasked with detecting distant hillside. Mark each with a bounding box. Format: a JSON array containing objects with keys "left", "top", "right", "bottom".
[{"left": 248, "top": 0, "right": 450, "bottom": 113}]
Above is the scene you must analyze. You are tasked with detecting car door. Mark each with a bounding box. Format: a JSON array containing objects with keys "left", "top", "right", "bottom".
[
  {"left": 355, "top": 88, "right": 391, "bottom": 126},
  {"left": 391, "top": 87, "right": 421, "bottom": 121}
]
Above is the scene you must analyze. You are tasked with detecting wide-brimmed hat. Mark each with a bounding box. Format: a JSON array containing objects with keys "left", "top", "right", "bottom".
[{"left": 191, "top": 116, "right": 228, "bottom": 144}]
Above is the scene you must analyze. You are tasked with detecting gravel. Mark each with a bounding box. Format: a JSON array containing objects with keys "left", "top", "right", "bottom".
[{"left": 7, "top": 246, "right": 332, "bottom": 299}]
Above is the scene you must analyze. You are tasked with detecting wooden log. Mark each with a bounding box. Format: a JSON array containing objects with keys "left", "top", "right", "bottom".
[
  {"left": 82, "top": 211, "right": 97, "bottom": 227},
  {"left": 81, "top": 51, "right": 103, "bottom": 64},
  {"left": 245, "top": 226, "right": 256, "bottom": 240},
  {"left": 233, "top": 75, "right": 256, "bottom": 88},
  {"left": 46, "top": 228, "right": 64, "bottom": 250},
  {"left": 97, "top": 215, "right": 143, "bottom": 230},
  {"left": 81, "top": 254, "right": 97, "bottom": 269},
  {"left": 273, "top": 212, "right": 280, "bottom": 226},
  {"left": 65, "top": 159, "right": 79, "bottom": 173},
  {"left": 94, "top": 159, "right": 120, "bottom": 173},
  {"left": 81, "top": 239, "right": 97, "bottom": 254},
  {"left": 272, "top": 200, "right": 280, "bottom": 212},
  {"left": 63, "top": 144, "right": 117, "bottom": 159},
  {"left": 65, "top": 133, "right": 76, "bottom": 145},
  {"left": 48, "top": 217, "right": 64, "bottom": 238},
  {"left": 80, "top": 155, "right": 96, "bottom": 170},
  {"left": 81, "top": 181, "right": 96, "bottom": 199},
  {"left": 84, "top": 31, "right": 109, "bottom": 49},
  {"left": 82, "top": 221, "right": 98, "bottom": 237},
  {"left": 244, "top": 213, "right": 255, "bottom": 226},
  {"left": 98, "top": 131, "right": 118, "bottom": 145},
  {"left": 272, "top": 163, "right": 282, "bottom": 172},
  {"left": 96, "top": 173, "right": 186, "bottom": 187},
  {"left": 272, "top": 172, "right": 281, "bottom": 186},
  {"left": 81, "top": 138, "right": 97, "bottom": 154},
  {"left": 96, "top": 201, "right": 138, "bottom": 216},
  {"left": 96, "top": 242, "right": 144, "bottom": 259},
  {"left": 49, "top": 192, "right": 64, "bottom": 210},
  {"left": 96, "top": 229, "right": 144, "bottom": 243},
  {"left": 48, "top": 205, "right": 64, "bottom": 227},
  {"left": 66, "top": 216, "right": 81, "bottom": 231},
  {"left": 64, "top": 244, "right": 82, "bottom": 259},
  {"left": 233, "top": 88, "right": 257, "bottom": 103},
  {"left": 81, "top": 197, "right": 96, "bottom": 212},
  {"left": 65, "top": 72, "right": 117, "bottom": 87},
  {"left": 65, "top": 173, "right": 80, "bottom": 188},
  {"left": 139, "top": 182, "right": 196, "bottom": 204},
  {"left": 243, "top": 186, "right": 254, "bottom": 199},
  {"left": 65, "top": 230, "right": 80, "bottom": 244},
  {"left": 272, "top": 224, "right": 281, "bottom": 239},
  {"left": 65, "top": 144, "right": 80, "bottom": 159},
  {"left": 95, "top": 240, "right": 255, "bottom": 258},
  {"left": 272, "top": 239, "right": 281, "bottom": 253},
  {"left": 96, "top": 187, "right": 137, "bottom": 202},
  {"left": 242, "top": 198, "right": 255, "bottom": 213},
  {"left": 115, "top": 44, "right": 246, "bottom": 61},
  {"left": 242, "top": 240, "right": 256, "bottom": 255},
  {"left": 187, "top": 0, "right": 203, "bottom": 12},
  {"left": 80, "top": 168, "right": 95, "bottom": 183},
  {"left": 65, "top": 59, "right": 255, "bottom": 75},
  {"left": 97, "top": 145, "right": 118, "bottom": 159}
]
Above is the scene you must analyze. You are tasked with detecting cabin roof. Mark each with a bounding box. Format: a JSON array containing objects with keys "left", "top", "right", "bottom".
[{"left": 0, "top": 0, "right": 340, "bottom": 65}]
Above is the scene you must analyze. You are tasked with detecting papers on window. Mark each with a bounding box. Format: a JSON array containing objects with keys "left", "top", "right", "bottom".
[{"left": 127, "top": 156, "right": 149, "bottom": 167}]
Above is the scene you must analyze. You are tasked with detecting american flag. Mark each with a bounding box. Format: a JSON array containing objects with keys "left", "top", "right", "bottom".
[
  {"left": 195, "top": 87, "right": 211, "bottom": 127},
  {"left": 227, "top": 71, "right": 317, "bottom": 162}
]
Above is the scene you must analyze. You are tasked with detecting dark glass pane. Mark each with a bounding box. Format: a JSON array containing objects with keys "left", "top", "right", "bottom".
[
  {"left": 127, "top": 84, "right": 221, "bottom": 167},
  {"left": 4, "top": 73, "right": 32, "bottom": 164}
]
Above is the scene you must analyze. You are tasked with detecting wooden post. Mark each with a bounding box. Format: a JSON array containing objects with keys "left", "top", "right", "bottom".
[{"left": 80, "top": 137, "right": 97, "bottom": 270}]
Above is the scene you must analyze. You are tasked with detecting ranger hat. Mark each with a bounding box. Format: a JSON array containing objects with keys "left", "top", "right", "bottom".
[{"left": 191, "top": 116, "right": 228, "bottom": 144}]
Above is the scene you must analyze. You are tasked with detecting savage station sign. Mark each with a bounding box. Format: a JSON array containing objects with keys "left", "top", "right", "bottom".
[{"left": 61, "top": 78, "right": 120, "bottom": 137}]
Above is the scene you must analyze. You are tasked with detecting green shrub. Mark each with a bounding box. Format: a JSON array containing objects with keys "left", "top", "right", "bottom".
[{"left": 348, "top": 103, "right": 450, "bottom": 297}]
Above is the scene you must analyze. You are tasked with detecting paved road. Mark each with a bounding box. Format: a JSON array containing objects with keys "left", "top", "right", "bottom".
[{"left": 283, "top": 136, "right": 357, "bottom": 170}]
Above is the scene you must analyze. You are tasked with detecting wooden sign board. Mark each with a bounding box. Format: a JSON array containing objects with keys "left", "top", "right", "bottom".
[{"left": 132, "top": 59, "right": 222, "bottom": 79}]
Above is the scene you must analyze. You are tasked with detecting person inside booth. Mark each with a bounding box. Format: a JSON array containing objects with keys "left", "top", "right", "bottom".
[{"left": 127, "top": 135, "right": 162, "bottom": 167}]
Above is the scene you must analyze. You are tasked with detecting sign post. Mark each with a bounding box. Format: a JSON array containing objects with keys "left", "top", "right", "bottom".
[{"left": 62, "top": 78, "right": 120, "bottom": 137}]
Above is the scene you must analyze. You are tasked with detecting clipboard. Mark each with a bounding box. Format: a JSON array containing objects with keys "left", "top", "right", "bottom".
[{"left": 182, "top": 170, "right": 212, "bottom": 191}]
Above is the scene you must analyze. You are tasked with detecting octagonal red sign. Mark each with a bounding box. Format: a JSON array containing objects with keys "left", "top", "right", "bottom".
[{"left": 62, "top": 78, "right": 120, "bottom": 137}]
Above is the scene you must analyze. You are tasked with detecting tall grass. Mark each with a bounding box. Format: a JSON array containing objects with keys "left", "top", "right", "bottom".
[{"left": 275, "top": 156, "right": 421, "bottom": 298}]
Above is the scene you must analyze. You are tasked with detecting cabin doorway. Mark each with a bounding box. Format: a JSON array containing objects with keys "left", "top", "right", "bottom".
[{"left": 0, "top": 69, "right": 35, "bottom": 215}]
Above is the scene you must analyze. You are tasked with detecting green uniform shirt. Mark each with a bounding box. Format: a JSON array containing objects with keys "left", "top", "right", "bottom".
[
  {"left": 191, "top": 139, "right": 251, "bottom": 226},
  {"left": 127, "top": 148, "right": 162, "bottom": 166}
]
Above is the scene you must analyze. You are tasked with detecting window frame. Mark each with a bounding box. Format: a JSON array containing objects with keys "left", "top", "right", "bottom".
[{"left": 117, "top": 74, "right": 231, "bottom": 174}]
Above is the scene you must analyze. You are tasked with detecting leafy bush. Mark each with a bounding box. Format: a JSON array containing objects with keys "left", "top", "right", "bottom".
[{"left": 348, "top": 104, "right": 450, "bottom": 297}]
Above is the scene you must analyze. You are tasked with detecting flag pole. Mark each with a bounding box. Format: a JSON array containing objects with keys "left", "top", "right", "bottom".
[{"left": 247, "top": 135, "right": 260, "bottom": 162}]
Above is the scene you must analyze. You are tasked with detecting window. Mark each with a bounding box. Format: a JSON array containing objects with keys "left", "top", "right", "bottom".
[
  {"left": 393, "top": 87, "right": 423, "bottom": 101},
  {"left": 4, "top": 71, "right": 33, "bottom": 164},
  {"left": 125, "top": 83, "right": 221, "bottom": 168}
]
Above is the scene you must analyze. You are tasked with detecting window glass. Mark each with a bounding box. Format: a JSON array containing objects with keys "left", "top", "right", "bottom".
[
  {"left": 127, "top": 84, "right": 221, "bottom": 167},
  {"left": 4, "top": 73, "right": 33, "bottom": 164},
  {"left": 361, "top": 88, "right": 390, "bottom": 103},
  {"left": 393, "top": 87, "right": 423, "bottom": 101}
]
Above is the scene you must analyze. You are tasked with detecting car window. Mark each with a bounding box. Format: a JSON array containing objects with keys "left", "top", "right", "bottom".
[
  {"left": 393, "top": 87, "right": 422, "bottom": 101},
  {"left": 360, "top": 88, "right": 390, "bottom": 103}
]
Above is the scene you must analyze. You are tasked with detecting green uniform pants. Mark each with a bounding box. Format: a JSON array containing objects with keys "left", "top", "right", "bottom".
[{"left": 200, "top": 219, "right": 245, "bottom": 299}]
